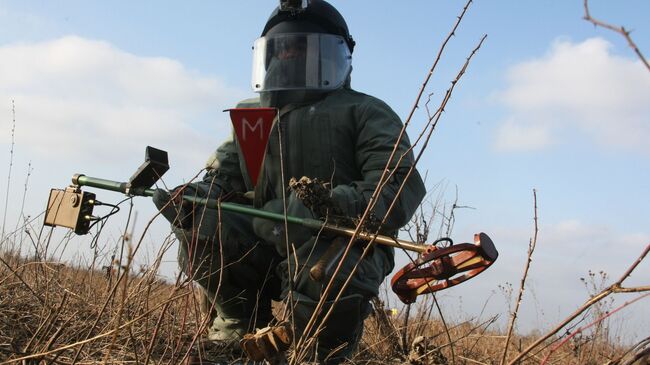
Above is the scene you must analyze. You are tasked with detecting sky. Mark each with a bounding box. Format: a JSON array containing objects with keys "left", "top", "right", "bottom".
[{"left": 1, "top": 0, "right": 649, "bottom": 342}]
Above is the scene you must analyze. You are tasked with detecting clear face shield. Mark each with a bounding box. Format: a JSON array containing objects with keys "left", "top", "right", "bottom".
[{"left": 251, "top": 33, "right": 352, "bottom": 92}]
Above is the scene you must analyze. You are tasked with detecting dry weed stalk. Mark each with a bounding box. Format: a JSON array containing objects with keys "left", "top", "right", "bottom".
[
  {"left": 0, "top": 234, "right": 199, "bottom": 363},
  {"left": 508, "top": 243, "right": 650, "bottom": 364},
  {"left": 296, "top": 26, "right": 488, "bottom": 365},
  {"left": 103, "top": 240, "right": 134, "bottom": 362},
  {"left": 499, "top": 189, "right": 539, "bottom": 364},
  {"left": 1, "top": 100, "right": 16, "bottom": 242},
  {"left": 293, "top": 1, "right": 484, "bottom": 361},
  {"left": 1, "top": 241, "right": 635, "bottom": 364},
  {"left": 1, "top": 175, "right": 206, "bottom": 364},
  {"left": 1, "top": 1, "right": 488, "bottom": 362},
  {"left": 7, "top": 3, "right": 648, "bottom": 364},
  {"left": 610, "top": 336, "right": 650, "bottom": 365},
  {"left": 540, "top": 292, "right": 650, "bottom": 364},
  {"left": 2, "top": 289, "right": 191, "bottom": 364},
  {"left": 357, "top": 304, "right": 501, "bottom": 365}
]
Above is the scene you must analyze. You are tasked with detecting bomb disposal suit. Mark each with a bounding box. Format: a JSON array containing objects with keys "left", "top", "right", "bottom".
[{"left": 154, "top": 1, "right": 426, "bottom": 363}]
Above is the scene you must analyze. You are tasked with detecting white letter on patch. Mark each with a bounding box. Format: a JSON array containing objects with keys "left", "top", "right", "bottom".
[{"left": 242, "top": 118, "right": 264, "bottom": 141}]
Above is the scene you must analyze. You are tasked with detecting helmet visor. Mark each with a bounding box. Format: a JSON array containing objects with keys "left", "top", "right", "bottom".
[{"left": 251, "top": 33, "right": 352, "bottom": 92}]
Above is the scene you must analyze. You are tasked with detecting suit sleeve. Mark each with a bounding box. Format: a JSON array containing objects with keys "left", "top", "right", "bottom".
[
  {"left": 330, "top": 98, "right": 426, "bottom": 232},
  {"left": 201, "top": 134, "right": 247, "bottom": 197}
]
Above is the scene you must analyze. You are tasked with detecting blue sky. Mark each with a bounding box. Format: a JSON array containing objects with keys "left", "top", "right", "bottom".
[{"left": 1, "top": 1, "right": 649, "bottom": 340}]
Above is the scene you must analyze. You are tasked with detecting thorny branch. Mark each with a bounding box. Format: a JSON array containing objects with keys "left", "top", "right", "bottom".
[
  {"left": 296, "top": 31, "right": 488, "bottom": 365},
  {"left": 499, "top": 189, "right": 539, "bottom": 365},
  {"left": 583, "top": 0, "right": 649, "bottom": 72},
  {"left": 294, "top": 1, "right": 483, "bottom": 360},
  {"left": 540, "top": 292, "right": 650, "bottom": 365},
  {"left": 508, "top": 243, "right": 650, "bottom": 365}
]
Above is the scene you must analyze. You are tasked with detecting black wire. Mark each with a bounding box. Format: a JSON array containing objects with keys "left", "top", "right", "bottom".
[
  {"left": 95, "top": 200, "right": 121, "bottom": 209},
  {"left": 87, "top": 202, "right": 120, "bottom": 231},
  {"left": 432, "top": 237, "right": 454, "bottom": 247},
  {"left": 89, "top": 197, "right": 132, "bottom": 249}
]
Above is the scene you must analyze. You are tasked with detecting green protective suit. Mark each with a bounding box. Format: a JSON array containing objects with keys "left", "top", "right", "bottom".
[{"left": 164, "top": 86, "right": 426, "bottom": 363}]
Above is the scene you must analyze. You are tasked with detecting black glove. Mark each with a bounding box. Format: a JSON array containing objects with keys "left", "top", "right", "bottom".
[
  {"left": 252, "top": 192, "right": 316, "bottom": 255},
  {"left": 152, "top": 187, "right": 196, "bottom": 229}
]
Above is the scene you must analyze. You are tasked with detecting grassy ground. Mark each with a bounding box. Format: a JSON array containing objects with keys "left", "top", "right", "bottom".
[{"left": 1, "top": 249, "right": 641, "bottom": 365}]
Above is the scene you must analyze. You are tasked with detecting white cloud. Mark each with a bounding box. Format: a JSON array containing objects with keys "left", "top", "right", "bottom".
[
  {"left": 620, "top": 232, "right": 650, "bottom": 247},
  {"left": 0, "top": 36, "right": 252, "bottom": 252},
  {"left": 487, "top": 218, "right": 649, "bottom": 285},
  {"left": 495, "top": 117, "right": 552, "bottom": 151},
  {"left": 542, "top": 220, "right": 649, "bottom": 252},
  {"left": 491, "top": 218, "right": 648, "bottom": 254},
  {"left": 494, "top": 37, "right": 650, "bottom": 153},
  {"left": 0, "top": 37, "right": 252, "bottom": 291},
  {"left": 0, "top": 36, "right": 246, "bottom": 172}
]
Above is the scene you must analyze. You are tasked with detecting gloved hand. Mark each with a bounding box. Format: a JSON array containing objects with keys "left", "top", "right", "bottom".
[
  {"left": 154, "top": 179, "right": 232, "bottom": 244},
  {"left": 252, "top": 192, "right": 315, "bottom": 256},
  {"left": 152, "top": 185, "right": 199, "bottom": 230}
]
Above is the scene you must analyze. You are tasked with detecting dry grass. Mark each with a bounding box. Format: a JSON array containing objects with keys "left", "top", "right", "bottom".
[
  {"left": 0, "top": 246, "right": 640, "bottom": 365},
  {"left": 3, "top": 2, "right": 649, "bottom": 364},
  {"left": 355, "top": 300, "right": 628, "bottom": 365},
  {"left": 0, "top": 249, "right": 202, "bottom": 364}
]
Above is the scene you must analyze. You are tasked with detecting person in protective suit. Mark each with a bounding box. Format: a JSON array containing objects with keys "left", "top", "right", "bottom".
[{"left": 154, "top": 0, "right": 426, "bottom": 363}]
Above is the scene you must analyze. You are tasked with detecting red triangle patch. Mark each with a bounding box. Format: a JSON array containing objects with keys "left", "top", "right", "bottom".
[{"left": 228, "top": 108, "right": 277, "bottom": 186}]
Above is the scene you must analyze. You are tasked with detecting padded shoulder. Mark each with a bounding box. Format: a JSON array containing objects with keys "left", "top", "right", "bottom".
[{"left": 236, "top": 97, "right": 261, "bottom": 108}]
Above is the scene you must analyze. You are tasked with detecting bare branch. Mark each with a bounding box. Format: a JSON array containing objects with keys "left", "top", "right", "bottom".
[
  {"left": 295, "top": 32, "right": 488, "bottom": 363},
  {"left": 293, "top": 1, "right": 480, "bottom": 358},
  {"left": 508, "top": 243, "right": 650, "bottom": 364},
  {"left": 499, "top": 189, "right": 538, "bottom": 365},
  {"left": 540, "top": 292, "right": 650, "bottom": 364},
  {"left": 583, "top": 0, "right": 650, "bottom": 72}
]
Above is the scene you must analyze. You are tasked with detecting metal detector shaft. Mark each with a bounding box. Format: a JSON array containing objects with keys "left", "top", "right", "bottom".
[{"left": 72, "top": 174, "right": 428, "bottom": 254}]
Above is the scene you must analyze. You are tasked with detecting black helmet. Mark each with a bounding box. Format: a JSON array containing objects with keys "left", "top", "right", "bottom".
[
  {"left": 262, "top": 0, "right": 355, "bottom": 53},
  {"left": 252, "top": 0, "right": 354, "bottom": 106}
]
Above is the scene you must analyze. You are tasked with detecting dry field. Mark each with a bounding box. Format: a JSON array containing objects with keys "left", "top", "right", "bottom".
[
  {"left": 2, "top": 1, "right": 649, "bottom": 364},
  {"left": 1, "top": 247, "right": 647, "bottom": 364}
]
